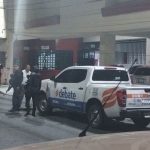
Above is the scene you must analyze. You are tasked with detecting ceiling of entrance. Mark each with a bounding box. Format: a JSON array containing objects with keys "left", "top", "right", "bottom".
[{"left": 5, "top": 0, "right": 150, "bottom": 40}]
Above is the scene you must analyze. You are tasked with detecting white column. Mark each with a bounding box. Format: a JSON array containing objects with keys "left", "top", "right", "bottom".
[
  {"left": 100, "top": 33, "right": 116, "bottom": 65},
  {"left": 146, "top": 38, "right": 150, "bottom": 65},
  {"left": 4, "top": 31, "right": 14, "bottom": 83}
]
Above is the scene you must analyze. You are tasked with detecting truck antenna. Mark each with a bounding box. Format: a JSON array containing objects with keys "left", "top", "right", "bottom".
[{"left": 128, "top": 58, "right": 138, "bottom": 71}]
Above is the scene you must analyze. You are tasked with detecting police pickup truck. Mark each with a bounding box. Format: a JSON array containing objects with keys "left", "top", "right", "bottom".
[{"left": 37, "top": 66, "right": 150, "bottom": 128}]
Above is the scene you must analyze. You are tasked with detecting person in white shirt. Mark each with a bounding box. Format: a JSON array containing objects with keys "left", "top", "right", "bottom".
[{"left": 21, "top": 65, "right": 31, "bottom": 109}]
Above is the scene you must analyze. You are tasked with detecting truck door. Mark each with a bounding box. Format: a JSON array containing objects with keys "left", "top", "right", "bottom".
[{"left": 50, "top": 68, "right": 88, "bottom": 112}]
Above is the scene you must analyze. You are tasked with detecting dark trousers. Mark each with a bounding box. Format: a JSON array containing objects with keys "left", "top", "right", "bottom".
[
  {"left": 12, "top": 87, "right": 23, "bottom": 110},
  {"left": 22, "top": 85, "right": 30, "bottom": 109},
  {"left": 25, "top": 92, "right": 38, "bottom": 115}
]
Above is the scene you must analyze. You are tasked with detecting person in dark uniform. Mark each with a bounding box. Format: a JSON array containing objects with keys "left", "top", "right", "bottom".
[
  {"left": 8, "top": 65, "right": 23, "bottom": 112},
  {"left": 24, "top": 66, "right": 41, "bottom": 117}
]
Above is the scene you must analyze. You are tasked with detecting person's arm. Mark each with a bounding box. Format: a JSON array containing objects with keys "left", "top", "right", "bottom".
[{"left": 6, "top": 85, "right": 12, "bottom": 93}]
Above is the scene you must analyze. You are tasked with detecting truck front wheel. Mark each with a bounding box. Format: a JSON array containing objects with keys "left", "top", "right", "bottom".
[
  {"left": 87, "top": 104, "right": 104, "bottom": 128},
  {"left": 132, "top": 117, "right": 150, "bottom": 129},
  {"left": 37, "top": 94, "right": 52, "bottom": 115}
]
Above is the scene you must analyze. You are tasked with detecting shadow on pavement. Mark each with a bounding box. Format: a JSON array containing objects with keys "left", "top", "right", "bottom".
[
  {"left": 5, "top": 112, "right": 22, "bottom": 118},
  {"left": 40, "top": 109, "right": 150, "bottom": 134},
  {"left": 23, "top": 116, "right": 45, "bottom": 126}
]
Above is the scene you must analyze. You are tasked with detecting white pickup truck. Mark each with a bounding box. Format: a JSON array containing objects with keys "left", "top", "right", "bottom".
[{"left": 37, "top": 66, "right": 150, "bottom": 128}]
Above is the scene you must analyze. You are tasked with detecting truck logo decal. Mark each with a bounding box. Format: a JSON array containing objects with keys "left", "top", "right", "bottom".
[
  {"left": 102, "top": 88, "right": 117, "bottom": 108},
  {"left": 56, "top": 89, "right": 76, "bottom": 100}
]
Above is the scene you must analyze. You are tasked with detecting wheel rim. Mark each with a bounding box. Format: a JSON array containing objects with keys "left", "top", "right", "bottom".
[{"left": 39, "top": 98, "right": 48, "bottom": 112}]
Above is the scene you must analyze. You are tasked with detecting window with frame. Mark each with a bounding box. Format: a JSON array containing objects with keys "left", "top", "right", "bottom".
[
  {"left": 55, "top": 69, "right": 72, "bottom": 83},
  {"left": 38, "top": 50, "right": 55, "bottom": 70},
  {"left": 56, "top": 69, "right": 87, "bottom": 83},
  {"left": 70, "top": 69, "right": 87, "bottom": 83}
]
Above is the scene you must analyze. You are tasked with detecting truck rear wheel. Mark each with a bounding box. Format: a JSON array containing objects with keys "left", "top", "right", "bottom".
[
  {"left": 87, "top": 103, "right": 104, "bottom": 128},
  {"left": 132, "top": 118, "right": 150, "bottom": 129},
  {"left": 37, "top": 94, "right": 52, "bottom": 115}
]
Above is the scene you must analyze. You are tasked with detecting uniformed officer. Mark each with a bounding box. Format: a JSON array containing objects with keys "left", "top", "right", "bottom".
[
  {"left": 8, "top": 65, "right": 23, "bottom": 112},
  {"left": 24, "top": 66, "right": 41, "bottom": 116}
]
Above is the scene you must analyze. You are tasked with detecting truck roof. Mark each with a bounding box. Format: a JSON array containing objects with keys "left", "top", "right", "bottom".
[{"left": 67, "top": 65, "right": 126, "bottom": 71}]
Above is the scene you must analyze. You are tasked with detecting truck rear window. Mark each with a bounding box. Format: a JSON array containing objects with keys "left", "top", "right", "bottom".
[{"left": 92, "top": 70, "right": 129, "bottom": 81}]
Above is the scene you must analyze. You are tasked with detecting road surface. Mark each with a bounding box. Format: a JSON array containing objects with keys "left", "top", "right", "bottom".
[{"left": 0, "top": 93, "right": 149, "bottom": 149}]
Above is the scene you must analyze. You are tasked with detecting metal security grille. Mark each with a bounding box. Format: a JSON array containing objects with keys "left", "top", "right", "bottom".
[
  {"left": 38, "top": 50, "right": 73, "bottom": 70},
  {"left": 80, "top": 39, "right": 146, "bottom": 66},
  {"left": 116, "top": 39, "right": 146, "bottom": 64},
  {"left": 78, "top": 42, "right": 99, "bottom": 66},
  {"left": 78, "top": 50, "right": 95, "bottom": 65},
  {"left": 38, "top": 50, "right": 55, "bottom": 70}
]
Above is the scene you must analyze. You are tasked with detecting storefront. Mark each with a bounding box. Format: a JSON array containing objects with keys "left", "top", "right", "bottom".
[
  {"left": 13, "top": 37, "right": 146, "bottom": 79},
  {"left": 13, "top": 38, "right": 81, "bottom": 79},
  {"left": 80, "top": 38, "right": 146, "bottom": 66}
]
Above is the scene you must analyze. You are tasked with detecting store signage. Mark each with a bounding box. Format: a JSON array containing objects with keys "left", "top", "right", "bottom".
[{"left": 41, "top": 46, "right": 50, "bottom": 50}]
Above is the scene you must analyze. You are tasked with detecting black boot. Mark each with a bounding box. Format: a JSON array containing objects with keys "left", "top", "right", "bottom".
[{"left": 32, "top": 111, "right": 35, "bottom": 117}]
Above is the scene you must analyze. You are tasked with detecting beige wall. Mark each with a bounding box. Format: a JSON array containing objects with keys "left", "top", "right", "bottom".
[
  {"left": 4, "top": 0, "right": 150, "bottom": 39},
  {"left": 25, "top": 0, "right": 60, "bottom": 21},
  {"left": 106, "top": 0, "right": 138, "bottom": 6},
  {"left": 100, "top": 33, "right": 116, "bottom": 65},
  {"left": 0, "top": 0, "right": 6, "bottom": 38},
  {"left": 146, "top": 38, "right": 150, "bottom": 65},
  {"left": 19, "top": 0, "right": 150, "bottom": 40},
  {"left": 3, "top": 0, "right": 150, "bottom": 82}
]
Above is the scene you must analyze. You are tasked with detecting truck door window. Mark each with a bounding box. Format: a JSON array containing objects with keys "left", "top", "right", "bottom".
[
  {"left": 71, "top": 69, "right": 87, "bottom": 83},
  {"left": 55, "top": 70, "right": 73, "bottom": 83},
  {"left": 55, "top": 69, "right": 87, "bottom": 83}
]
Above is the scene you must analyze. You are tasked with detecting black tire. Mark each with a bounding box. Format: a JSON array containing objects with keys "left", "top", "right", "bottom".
[
  {"left": 37, "top": 94, "right": 52, "bottom": 115},
  {"left": 87, "top": 103, "right": 104, "bottom": 128},
  {"left": 132, "top": 117, "right": 150, "bottom": 129}
]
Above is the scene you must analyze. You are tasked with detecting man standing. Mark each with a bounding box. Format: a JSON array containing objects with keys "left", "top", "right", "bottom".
[
  {"left": 22, "top": 65, "right": 31, "bottom": 108},
  {"left": 25, "top": 66, "right": 41, "bottom": 116},
  {"left": 9, "top": 65, "right": 23, "bottom": 112}
]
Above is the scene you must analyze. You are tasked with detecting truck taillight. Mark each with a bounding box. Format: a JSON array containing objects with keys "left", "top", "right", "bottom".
[{"left": 116, "top": 90, "right": 127, "bottom": 107}]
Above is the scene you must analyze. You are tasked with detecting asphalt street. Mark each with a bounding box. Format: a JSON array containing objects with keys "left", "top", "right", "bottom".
[
  {"left": 0, "top": 90, "right": 150, "bottom": 150},
  {"left": 0, "top": 93, "right": 92, "bottom": 150}
]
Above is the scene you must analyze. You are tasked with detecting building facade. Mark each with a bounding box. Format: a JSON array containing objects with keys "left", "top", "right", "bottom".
[{"left": 1, "top": 0, "right": 150, "bottom": 82}]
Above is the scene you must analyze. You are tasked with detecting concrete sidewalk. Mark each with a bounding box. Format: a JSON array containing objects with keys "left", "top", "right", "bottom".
[
  {"left": 0, "top": 85, "right": 13, "bottom": 96},
  {"left": 4, "top": 131, "right": 150, "bottom": 150}
]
